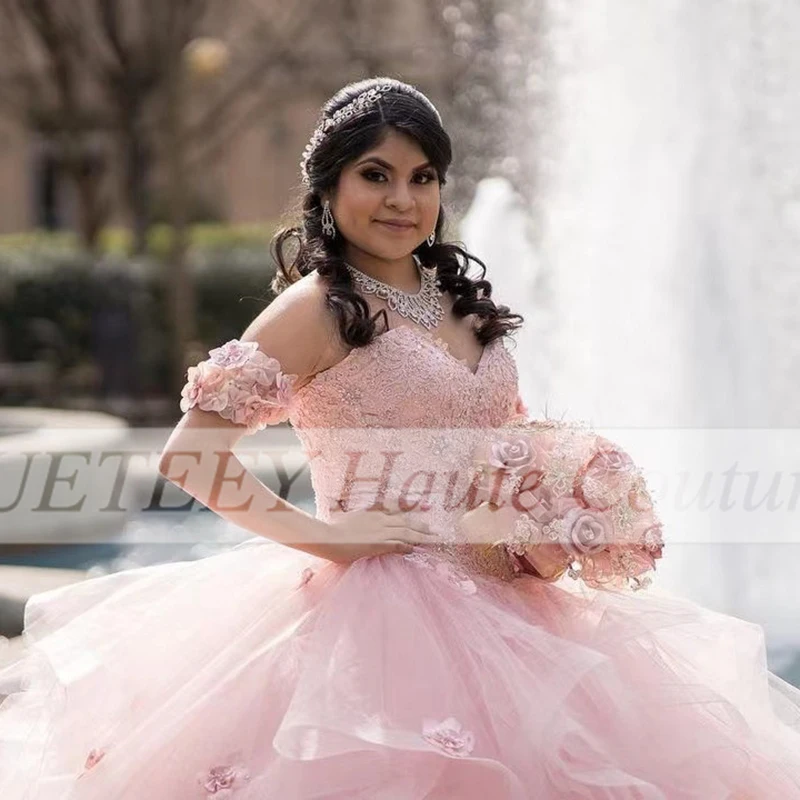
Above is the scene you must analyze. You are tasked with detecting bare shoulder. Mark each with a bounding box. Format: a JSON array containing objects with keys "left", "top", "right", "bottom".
[{"left": 240, "top": 271, "right": 337, "bottom": 382}]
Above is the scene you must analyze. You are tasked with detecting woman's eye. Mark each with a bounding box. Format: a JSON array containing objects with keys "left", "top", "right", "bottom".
[{"left": 360, "top": 170, "right": 437, "bottom": 184}]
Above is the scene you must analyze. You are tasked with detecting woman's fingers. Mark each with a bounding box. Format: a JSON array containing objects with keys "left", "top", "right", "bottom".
[
  {"left": 402, "top": 529, "right": 439, "bottom": 546},
  {"left": 382, "top": 513, "right": 437, "bottom": 536},
  {"left": 381, "top": 511, "right": 415, "bottom": 526},
  {"left": 385, "top": 539, "right": 415, "bottom": 554}
]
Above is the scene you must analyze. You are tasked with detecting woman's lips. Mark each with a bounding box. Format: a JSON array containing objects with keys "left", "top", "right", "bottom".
[{"left": 375, "top": 220, "right": 416, "bottom": 232}]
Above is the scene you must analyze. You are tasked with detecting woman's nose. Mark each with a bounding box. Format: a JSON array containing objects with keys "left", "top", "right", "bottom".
[{"left": 386, "top": 181, "right": 414, "bottom": 210}]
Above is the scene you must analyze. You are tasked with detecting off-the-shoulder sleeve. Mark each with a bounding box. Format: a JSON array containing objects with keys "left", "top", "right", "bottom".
[{"left": 179, "top": 339, "right": 298, "bottom": 432}]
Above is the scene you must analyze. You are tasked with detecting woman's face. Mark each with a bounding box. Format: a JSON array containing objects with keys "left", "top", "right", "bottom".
[{"left": 330, "top": 128, "right": 441, "bottom": 264}]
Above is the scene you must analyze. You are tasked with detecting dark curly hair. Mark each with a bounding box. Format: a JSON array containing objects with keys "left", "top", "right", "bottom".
[{"left": 271, "top": 76, "right": 523, "bottom": 349}]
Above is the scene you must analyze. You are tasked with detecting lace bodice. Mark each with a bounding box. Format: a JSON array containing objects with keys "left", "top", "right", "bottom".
[
  {"left": 181, "top": 326, "right": 526, "bottom": 580},
  {"left": 290, "top": 325, "right": 518, "bottom": 429},
  {"left": 289, "top": 324, "right": 519, "bottom": 533}
]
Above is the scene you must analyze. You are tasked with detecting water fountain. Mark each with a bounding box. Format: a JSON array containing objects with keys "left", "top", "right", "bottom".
[{"left": 461, "top": 0, "right": 800, "bottom": 680}]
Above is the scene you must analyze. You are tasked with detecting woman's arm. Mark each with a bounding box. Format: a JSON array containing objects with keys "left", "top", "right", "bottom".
[
  {"left": 158, "top": 274, "right": 338, "bottom": 558},
  {"left": 158, "top": 411, "right": 331, "bottom": 557}
]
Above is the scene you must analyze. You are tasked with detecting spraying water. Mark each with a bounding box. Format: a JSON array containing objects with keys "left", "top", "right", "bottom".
[{"left": 461, "top": 1, "right": 800, "bottom": 674}]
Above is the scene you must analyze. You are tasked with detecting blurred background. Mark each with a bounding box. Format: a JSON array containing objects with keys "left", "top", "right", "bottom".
[{"left": 0, "top": 1, "right": 798, "bottom": 686}]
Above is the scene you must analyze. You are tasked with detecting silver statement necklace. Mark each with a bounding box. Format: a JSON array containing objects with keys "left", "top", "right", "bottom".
[{"left": 344, "top": 254, "right": 444, "bottom": 330}]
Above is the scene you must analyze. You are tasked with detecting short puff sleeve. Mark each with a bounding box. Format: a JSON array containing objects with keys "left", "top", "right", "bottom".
[{"left": 180, "top": 339, "right": 298, "bottom": 432}]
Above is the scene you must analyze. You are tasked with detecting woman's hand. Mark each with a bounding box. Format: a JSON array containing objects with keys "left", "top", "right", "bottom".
[
  {"left": 456, "top": 500, "right": 571, "bottom": 581},
  {"left": 456, "top": 500, "right": 521, "bottom": 546},
  {"left": 313, "top": 508, "right": 440, "bottom": 564}
]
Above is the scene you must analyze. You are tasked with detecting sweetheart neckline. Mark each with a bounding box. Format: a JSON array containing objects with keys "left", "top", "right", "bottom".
[{"left": 293, "top": 325, "right": 499, "bottom": 398}]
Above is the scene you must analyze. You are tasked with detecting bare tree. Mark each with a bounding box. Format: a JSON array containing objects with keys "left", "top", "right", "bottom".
[
  {"left": 0, "top": 0, "right": 480, "bottom": 393},
  {"left": 0, "top": 0, "right": 112, "bottom": 249},
  {"left": 0, "top": 0, "right": 471, "bottom": 245}
]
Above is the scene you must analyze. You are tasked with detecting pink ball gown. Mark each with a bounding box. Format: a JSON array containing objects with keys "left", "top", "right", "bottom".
[{"left": 1, "top": 326, "right": 800, "bottom": 799}]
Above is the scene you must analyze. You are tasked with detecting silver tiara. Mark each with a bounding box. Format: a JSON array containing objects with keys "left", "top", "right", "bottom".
[{"left": 299, "top": 82, "right": 441, "bottom": 188}]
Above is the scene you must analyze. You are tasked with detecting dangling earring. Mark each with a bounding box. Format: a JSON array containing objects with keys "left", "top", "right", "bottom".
[
  {"left": 322, "top": 199, "right": 337, "bottom": 238},
  {"left": 427, "top": 231, "right": 436, "bottom": 247}
]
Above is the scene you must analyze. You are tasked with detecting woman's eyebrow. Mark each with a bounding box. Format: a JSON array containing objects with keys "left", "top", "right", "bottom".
[{"left": 354, "top": 157, "right": 434, "bottom": 171}]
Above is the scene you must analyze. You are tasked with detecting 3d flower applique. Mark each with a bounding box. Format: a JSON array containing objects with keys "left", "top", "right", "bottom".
[
  {"left": 403, "top": 549, "right": 437, "bottom": 570},
  {"left": 642, "top": 524, "right": 665, "bottom": 558},
  {"left": 180, "top": 338, "right": 297, "bottom": 432},
  {"left": 489, "top": 435, "right": 536, "bottom": 474},
  {"left": 434, "top": 561, "right": 477, "bottom": 595},
  {"left": 207, "top": 339, "right": 260, "bottom": 369},
  {"left": 561, "top": 507, "right": 613, "bottom": 558},
  {"left": 196, "top": 757, "right": 251, "bottom": 798},
  {"left": 297, "top": 566, "right": 315, "bottom": 588},
  {"left": 422, "top": 716, "right": 475, "bottom": 757},
  {"left": 404, "top": 549, "right": 478, "bottom": 594},
  {"left": 78, "top": 747, "right": 107, "bottom": 778}
]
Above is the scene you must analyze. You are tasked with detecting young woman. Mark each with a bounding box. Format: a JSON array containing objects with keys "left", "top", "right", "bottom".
[{"left": 2, "top": 77, "right": 800, "bottom": 798}]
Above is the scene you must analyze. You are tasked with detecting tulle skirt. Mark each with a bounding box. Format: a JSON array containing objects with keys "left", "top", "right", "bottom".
[{"left": 1, "top": 535, "right": 800, "bottom": 799}]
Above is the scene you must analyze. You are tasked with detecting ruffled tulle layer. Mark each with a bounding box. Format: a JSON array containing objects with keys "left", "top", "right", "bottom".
[{"left": 1, "top": 536, "right": 800, "bottom": 799}]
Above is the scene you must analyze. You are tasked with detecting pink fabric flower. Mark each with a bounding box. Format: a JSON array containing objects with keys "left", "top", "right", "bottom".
[
  {"left": 239, "top": 350, "right": 283, "bottom": 388},
  {"left": 404, "top": 550, "right": 477, "bottom": 595},
  {"left": 197, "top": 759, "right": 251, "bottom": 798},
  {"left": 574, "top": 445, "right": 635, "bottom": 510},
  {"left": 489, "top": 435, "right": 535, "bottom": 474},
  {"left": 180, "top": 362, "right": 231, "bottom": 414},
  {"left": 475, "top": 419, "right": 664, "bottom": 591},
  {"left": 242, "top": 393, "right": 272, "bottom": 423},
  {"left": 180, "top": 339, "right": 297, "bottom": 431},
  {"left": 422, "top": 716, "right": 475, "bottom": 757},
  {"left": 434, "top": 561, "right": 477, "bottom": 595},
  {"left": 83, "top": 748, "right": 105, "bottom": 770},
  {"left": 561, "top": 507, "right": 613, "bottom": 557},
  {"left": 641, "top": 524, "right": 665, "bottom": 558},
  {"left": 208, "top": 339, "right": 259, "bottom": 369},
  {"left": 274, "top": 372, "right": 295, "bottom": 406},
  {"left": 298, "top": 567, "right": 315, "bottom": 588},
  {"left": 403, "top": 549, "right": 437, "bottom": 570}
]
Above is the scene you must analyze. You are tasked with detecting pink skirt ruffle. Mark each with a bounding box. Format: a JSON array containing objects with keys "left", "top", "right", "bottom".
[{"left": 1, "top": 536, "right": 800, "bottom": 799}]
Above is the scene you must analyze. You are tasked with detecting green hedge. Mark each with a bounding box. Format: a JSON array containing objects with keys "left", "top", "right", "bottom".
[
  {"left": 0, "top": 225, "right": 282, "bottom": 397},
  {"left": 0, "top": 222, "right": 277, "bottom": 262}
]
